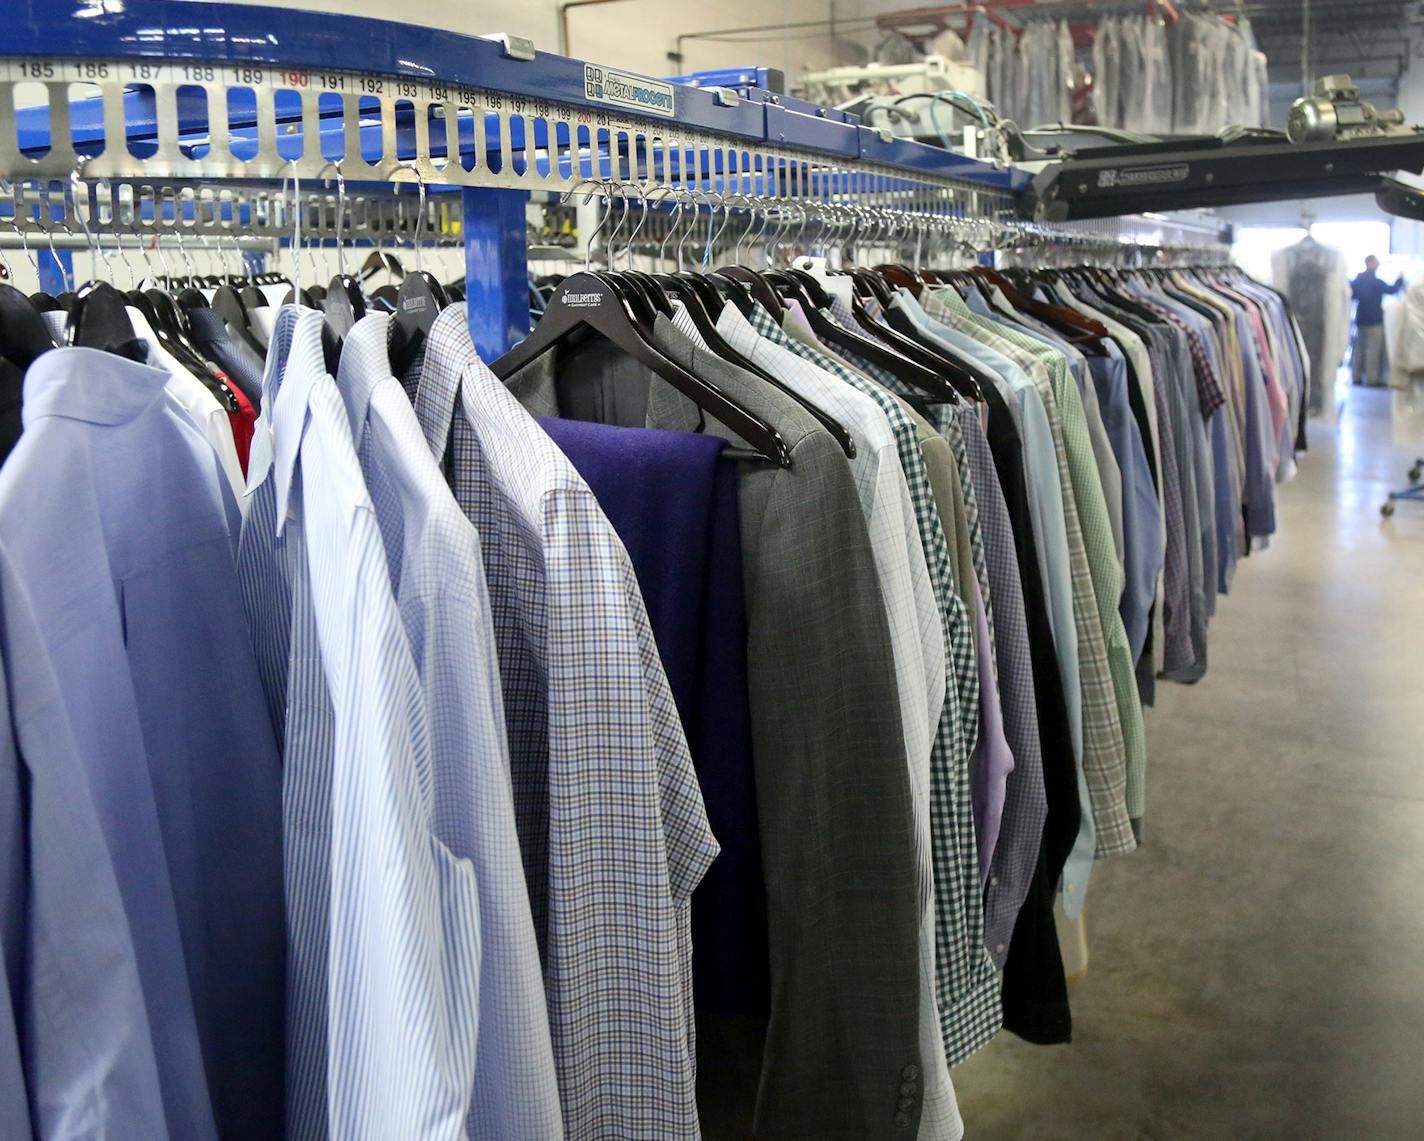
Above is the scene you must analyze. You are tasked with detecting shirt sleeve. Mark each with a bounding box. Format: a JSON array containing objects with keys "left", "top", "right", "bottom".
[{"left": 0, "top": 568, "right": 168, "bottom": 1138}]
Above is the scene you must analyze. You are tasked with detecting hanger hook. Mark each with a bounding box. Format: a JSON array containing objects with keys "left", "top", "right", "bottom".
[
  {"left": 572, "top": 179, "right": 616, "bottom": 274},
  {"left": 46, "top": 214, "right": 74, "bottom": 294},
  {"left": 679, "top": 187, "right": 713, "bottom": 274},
  {"left": 703, "top": 188, "right": 729, "bottom": 270},
  {"left": 68, "top": 160, "right": 101, "bottom": 279},
  {"left": 561, "top": 177, "right": 606, "bottom": 274},
  {"left": 392, "top": 162, "right": 428, "bottom": 276},
  {"left": 620, "top": 181, "right": 650, "bottom": 271},
  {"left": 721, "top": 192, "right": 754, "bottom": 265},
  {"left": 765, "top": 200, "right": 789, "bottom": 268},
  {"left": 314, "top": 160, "right": 348, "bottom": 282},
  {"left": 657, "top": 188, "right": 685, "bottom": 274},
  {"left": 604, "top": 182, "right": 633, "bottom": 273}
]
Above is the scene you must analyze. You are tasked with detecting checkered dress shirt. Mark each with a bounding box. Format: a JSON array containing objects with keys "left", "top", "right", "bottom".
[
  {"left": 1133, "top": 292, "right": 1227, "bottom": 419},
  {"left": 338, "top": 314, "right": 564, "bottom": 1140},
  {"left": 413, "top": 308, "right": 719, "bottom": 1141},
  {"left": 824, "top": 298, "right": 997, "bottom": 662},
  {"left": 744, "top": 305, "right": 1003, "bottom": 1066},
  {"left": 923, "top": 288, "right": 1139, "bottom": 860}
]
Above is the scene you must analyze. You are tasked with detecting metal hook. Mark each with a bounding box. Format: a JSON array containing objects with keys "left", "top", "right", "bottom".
[
  {"left": 392, "top": 162, "right": 428, "bottom": 277},
  {"left": 560, "top": 177, "right": 605, "bottom": 274},
  {"left": 765, "top": 200, "right": 793, "bottom": 268},
  {"left": 603, "top": 182, "right": 633, "bottom": 273},
  {"left": 313, "top": 160, "right": 349, "bottom": 284},
  {"left": 620, "top": 181, "right": 651, "bottom": 271},
  {"left": 45, "top": 216, "right": 73, "bottom": 294},
  {"left": 284, "top": 162, "right": 302, "bottom": 296},
  {"left": 721, "top": 192, "right": 756, "bottom": 266},
  {"left": 656, "top": 188, "right": 685, "bottom": 274},
  {"left": 703, "top": 188, "right": 730, "bottom": 270},
  {"left": 566, "top": 178, "right": 616, "bottom": 274},
  {"left": 678, "top": 187, "right": 714, "bottom": 274},
  {"left": 68, "top": 161, "right": 103, "bottom": 287}
]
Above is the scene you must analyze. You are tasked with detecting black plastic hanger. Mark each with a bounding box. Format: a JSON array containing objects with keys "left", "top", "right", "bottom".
[
  {"left": 212, "top": 285, "right": 265, "bottom": 356},
  {"left": 388, "top": 269, "right": 448, "bottom": 378},
  {"left": 770, "top": 271, "right": 956, "bottom": 403},
  {"left": 655, "top": 272, "right": 856, "bottom": 459},
  {"left": 490, "top": 270, "right": 790, "bottom": 467},
  {"left": 324, "top": 273, "right": 366, "bottom": 340},
  {"left": 714, "top": 265, "right": 785, "bottom": 317},
  {"left": 66, "top": 282, "right": 145, "bottom": 360},
  {"left": 0, "top": 283, "right": 56, "bottom": 368}
]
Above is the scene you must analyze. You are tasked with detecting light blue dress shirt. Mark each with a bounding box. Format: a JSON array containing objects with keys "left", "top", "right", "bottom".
[
  {"left": 0, "top": 346, "right": 285, "bottom": 1139},
  {"left": 258, "top": 308, "right": 486, "bottom": 1139},
  {"left": 337, "top": 314, "right": 563, "bottom": 1141}
]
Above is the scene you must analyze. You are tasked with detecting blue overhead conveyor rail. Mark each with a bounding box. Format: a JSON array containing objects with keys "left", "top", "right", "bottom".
[{"left": 2, "top": 0, "right": 1027, "bottom": 354}]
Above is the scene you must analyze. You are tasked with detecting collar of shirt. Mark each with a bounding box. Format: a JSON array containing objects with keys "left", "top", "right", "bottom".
[
  {"left": 23, "top": 343, "right": 169, "bottom": 428},
  {"left": 271, "top": 307, "right": 332, "bottom": 535},
  {"left": 245, "top": 304, "right": 305, "bottom": 493},
  {"left": 335, "top": 312, "right": 387, "bottom": 452}
]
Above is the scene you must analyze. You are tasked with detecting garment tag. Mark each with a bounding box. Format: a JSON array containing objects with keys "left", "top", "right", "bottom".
[
  {"left": 583, "top": 65, "right": 677, "bottom": 118},
  {"left": 793, "top": 255, "right": 855, "bottom": 308}
]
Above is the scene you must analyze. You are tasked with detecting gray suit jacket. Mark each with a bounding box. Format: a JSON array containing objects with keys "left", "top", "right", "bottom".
[{"left": 506, "top": 316, "right": 924, "bottom": 1140}]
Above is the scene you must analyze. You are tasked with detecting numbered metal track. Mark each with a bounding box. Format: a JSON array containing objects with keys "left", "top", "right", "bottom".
[
  {"left": 1, "top": 173, "right": 465, "bottom": 245},
  {"left": 0, "top": 56, "right": 1007, "bottom": 213}
]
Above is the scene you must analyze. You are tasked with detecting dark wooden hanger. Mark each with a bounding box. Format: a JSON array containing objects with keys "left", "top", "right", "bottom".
[
  {"left": 785, "top": 272, "right": 958, "bottom": 404},
  {"left": 713, "top": 265, "right": 784, "bottom": 318},
  {"left": 972, "top": 266, "right": 1109, "bottom": 341}
]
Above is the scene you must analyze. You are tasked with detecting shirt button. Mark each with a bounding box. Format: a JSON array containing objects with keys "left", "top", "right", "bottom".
[
  {"left": 995, "top": 943, "right": 1007, "bottom": 955},
  {"left": 901, "top": 1064, "right": 920, "bottom": 1081},
  {"left": 990, "top": 875, "right": 999, "bottom": 887}
]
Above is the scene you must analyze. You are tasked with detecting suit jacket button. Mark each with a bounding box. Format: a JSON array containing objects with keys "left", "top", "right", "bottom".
[
  {"left": 900, "top": 1082, "right": 917, "bottom": 1097},
  {"left": 893, "top": 1111, "right": 910, "bottom": 1128},
  {"left": 901, "top": 1064, "right": 920, "bottom": 1081},
  {"left": 898, "top": 1096, "right": 915, "bottom": 1111}
]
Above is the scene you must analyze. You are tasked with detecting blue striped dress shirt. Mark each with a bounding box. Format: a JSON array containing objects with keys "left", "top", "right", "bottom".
[
  {"left": 338, "top": 314, "right": 563, "bottom": 1140},
  {"left": 246, "top": 307, "right": 486, "bottom": 1138}
]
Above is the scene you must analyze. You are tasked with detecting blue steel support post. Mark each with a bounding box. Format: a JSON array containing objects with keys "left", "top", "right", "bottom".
[{"left": 463, "top": 188, "right": 531, "bottom": 361}]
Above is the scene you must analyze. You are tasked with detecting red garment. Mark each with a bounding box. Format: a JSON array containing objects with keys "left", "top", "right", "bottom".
[{"left": 221, "top": 372, "right": 257, "bottom": 477}]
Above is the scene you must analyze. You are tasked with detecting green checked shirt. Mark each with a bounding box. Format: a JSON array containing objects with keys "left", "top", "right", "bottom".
[
  {"left": 747, "top": 304, "right": 1003, "bottom": 1066},
  {"left": 924, "top": 287, "right": 1141, "bottom": 860}
]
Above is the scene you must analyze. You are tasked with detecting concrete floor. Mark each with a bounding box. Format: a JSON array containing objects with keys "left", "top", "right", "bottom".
[{"left": 955, "top": 388, "right": 1424, "bottom": 1141}]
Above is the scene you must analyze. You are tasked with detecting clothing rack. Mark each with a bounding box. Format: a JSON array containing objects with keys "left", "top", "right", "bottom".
[{"left": 0, "top": 0, "right": 1237, "bottom": 358}]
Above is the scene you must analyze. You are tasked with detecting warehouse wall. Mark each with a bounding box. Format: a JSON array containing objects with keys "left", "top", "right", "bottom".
[{"left": 222, "top": 0, "right": 862, "bottom": 80}]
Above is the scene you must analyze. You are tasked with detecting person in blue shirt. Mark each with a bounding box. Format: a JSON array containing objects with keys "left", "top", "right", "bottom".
[{"left": 1350, "top": 255, "right": 1404, "bottom": 386}]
